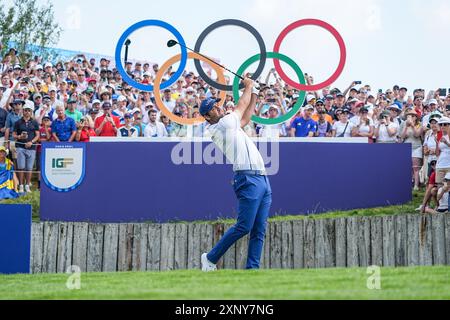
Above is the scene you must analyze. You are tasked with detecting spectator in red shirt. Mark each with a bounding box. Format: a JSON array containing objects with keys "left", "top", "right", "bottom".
[
  {"left": 76, "top": 117, "right": 96, "bottom": 142},
  {"left": 419, "top": 160, "right": 438, "bottom": 213},
  {"left": 94, "top": 101, "right": 120, "bottom": 136},
  {"left": 36, "top": 115, "right": 52, "bottom": 189}
]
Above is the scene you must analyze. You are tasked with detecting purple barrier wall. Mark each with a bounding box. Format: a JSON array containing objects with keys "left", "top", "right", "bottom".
[{"left": 40, "top": 141, "right": 412, "bottom": 223}]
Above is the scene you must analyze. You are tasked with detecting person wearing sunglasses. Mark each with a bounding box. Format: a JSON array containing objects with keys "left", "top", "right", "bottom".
[
  {"left": 12, "top": 105, "right": 39, "bottom": 193},
  {"left": 435, "top": 117, "right": 450, "bottom": 189}
]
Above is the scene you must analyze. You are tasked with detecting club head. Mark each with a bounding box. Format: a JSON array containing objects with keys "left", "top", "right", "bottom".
[{"left": 167, "top": 40, "right": 178, "bottom": 48}]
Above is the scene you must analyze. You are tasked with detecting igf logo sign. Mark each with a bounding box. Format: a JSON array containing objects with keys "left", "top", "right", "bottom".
[{"left": 52, "top": 158, "right": 74, "bottom": 169}]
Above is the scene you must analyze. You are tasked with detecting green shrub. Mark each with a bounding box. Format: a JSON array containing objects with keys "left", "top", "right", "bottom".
[{"left": 1, "top": 191, "right": 40, "bottom": 220}]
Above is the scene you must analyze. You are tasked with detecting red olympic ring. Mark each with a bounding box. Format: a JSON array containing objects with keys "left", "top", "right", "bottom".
[{"left": 273, "top": 19, "right": 347, "bottom": 92}]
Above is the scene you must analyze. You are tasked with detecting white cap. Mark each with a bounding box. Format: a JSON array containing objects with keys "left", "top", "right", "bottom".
[
  {"left": 44, "top": 62, "right": 53, "bottom": 68},
  {"left": 48, "top": 86, "right": 57, "bottom": 92},
  {"left": 92, "top": 99, "right": 101, "bottom": 105},
  {"left": 35, "top": 64, "right": 43, "bottom": 70},
  {"left": 306, "top": 94, "right": 316, "bottom": 103},
  {"left": 13, "top": 64, "right": 21, "bottom": 69},
  {"left": 438, "top": 116, "right": 450, "bottom": 125},
  {"left": 143, "top": 71, "right": 152, "bottom": 77},
  {"left": 117, "top": 95, "right": 127, "bottom": 102},
  {"left": 185, "top": 87, "right": 195, "bottom": 93},
  {"left": 428, "top": 99, "right": 438, "bottom": 105},
  {"left": 131, "top": 107, "right": 141, "bottom": 114},
  {"left": 304, "top": 104, "right": 314, "bottom": 111}
]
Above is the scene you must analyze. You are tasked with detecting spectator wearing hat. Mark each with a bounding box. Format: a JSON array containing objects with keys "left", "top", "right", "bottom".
[
  {"left": 65, "top": 99, "right": 83, "bottom": 122},
  {"left": 51, "top": 105, "right": 77, "bottom": 143},
  {"left": 134, "top": 112, "right": 147, "bottom": 137},
  {"left": 12, "top": 104, "right": 40, "bottom": 193},
  {"left": 5, "top": 99, "right": 25, "bottom": 164},
  {"left": 435, "top": 117, "right": 450, "bottom": 188},
  {"left": 332, "top": 108, "right": 354, "bottom": 138},
  {"left": 323, "top": 94, "right": 335, "bottom": 118},
  {"left": 75, "top": 116, "right": 96, "bottom": 142},
  {"left": 144, "top": 109, "right": 168, "bottom": 138},
  {"left": 34, "top": 95, "right": 54, "bottom": 124},
  {"left": 312, "top": 100, "right": 333, "bottom": 124},
  {"left": 387, "top": 104, "right": 403, "bottom": 127},
  {"left": 421, "top": 99, "right": 441, "bottom": 128},
  {"left": 117, "top": 113, "right": 138, "bottom": 137},
  {"left": 351, "top": 106, "right": 374, "bottom": 141},
  {"left": 423, "top": 114, "right": 442, "bottom": 178},
  {"left": 48, "top": 86, "right": 64, "bottom": 110},
  {"left": 259, "top": 105, "right": 287, "bottom": 138},
  {"left": 314, "top": 107, "right": 333, "bottom": 137},
  {"left": 95, "top": 102, "right": 120, "bottom": 137},
  {"left": 396, "top": 87, "right": 408, "bottom": 105},
  {"left": 290, "top": 105, "right": 317, "bottom": 137},
  {"left": 400, "top": 109, "right": 424, "bottom": 190},
  {"left": 0, "top": 146, "right": 19, "bottom": 199},
  {"left": 333, "top": 93, "right": 346, "bottom": 111},
  {"left": 374, "top": 110, "right": 399, "bottom": 143},
  {"left": 436, "top": 172, "right": 450, "bottom": 213}
]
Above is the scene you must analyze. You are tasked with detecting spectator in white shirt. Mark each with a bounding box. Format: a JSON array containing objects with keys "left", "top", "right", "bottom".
[{"left": 144, "top": 109, "right": 168, "bottom": 138}]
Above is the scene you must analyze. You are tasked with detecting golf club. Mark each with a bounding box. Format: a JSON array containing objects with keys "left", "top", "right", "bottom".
[{"left": 167, "top": 39, "right": 260, "bottom": 89}]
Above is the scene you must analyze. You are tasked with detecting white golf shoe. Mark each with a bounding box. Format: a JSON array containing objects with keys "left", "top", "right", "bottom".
[{"left": 201, "top": 253, "right": 217, "bottom": 272}]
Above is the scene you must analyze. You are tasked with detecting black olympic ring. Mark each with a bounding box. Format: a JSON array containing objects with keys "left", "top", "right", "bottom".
[{"left": 193, "top": 19, "right": 267, "bottom": 92}]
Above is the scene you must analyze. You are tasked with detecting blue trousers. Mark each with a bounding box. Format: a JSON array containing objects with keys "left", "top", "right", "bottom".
[{"left": 207, "top": 173, "right": 272, "bottom": 269}]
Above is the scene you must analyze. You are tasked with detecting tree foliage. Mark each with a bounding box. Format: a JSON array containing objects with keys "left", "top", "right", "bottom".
[{"left": 0, "top": 0, "right": 62, "bottom": 63}]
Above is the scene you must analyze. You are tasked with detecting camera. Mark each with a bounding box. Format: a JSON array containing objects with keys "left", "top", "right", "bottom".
[{"left": 354, "top": 81, "right": 362, "bottom": 85}]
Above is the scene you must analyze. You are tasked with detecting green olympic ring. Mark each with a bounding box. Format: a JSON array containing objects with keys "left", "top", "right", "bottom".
[{"left": 233, "top": 52, "right": 306, "bottom": 126}]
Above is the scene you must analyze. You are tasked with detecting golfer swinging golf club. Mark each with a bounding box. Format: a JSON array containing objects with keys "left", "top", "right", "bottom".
[{"left": 200, "top": 74, "right": 272, "bottom": 271}]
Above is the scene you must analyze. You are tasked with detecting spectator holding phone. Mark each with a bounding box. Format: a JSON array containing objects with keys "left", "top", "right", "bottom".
[
  {"left": 332, "top": 108, "right": 354, "bottom": 138},
  {"left": 374, "top": 110, "right": 399, "bottom": 143},
  {"left": 400, "top": 109, "right": 424, "bottom": 190},
  {"left": 423, "top": 114, "right": 442, "bottom": 177},
  {"left": 94, "top": 102, "right": 120, "bottom": 136},
  {"left": 76, "top": 117, "right": 96, "bottom": 142},
  {"left": 351, "top": 106, "right": 374, "bottom": 140},
  {"left": 435, "top": 117, "right": 450, "bottom": 189}
]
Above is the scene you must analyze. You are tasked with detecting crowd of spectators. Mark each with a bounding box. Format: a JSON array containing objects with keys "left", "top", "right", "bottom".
[{"left": 1, "top": 48, "right": 450, "bottom": 210}]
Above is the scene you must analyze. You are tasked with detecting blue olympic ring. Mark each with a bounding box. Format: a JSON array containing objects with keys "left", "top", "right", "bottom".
[{"left": 114, "top": 20, "right": 187, "bottom": 92}]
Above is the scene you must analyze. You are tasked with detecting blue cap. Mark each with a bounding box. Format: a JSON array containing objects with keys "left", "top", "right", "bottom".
[
  {"left": 200, "top": 98, "right": 221, "bottom": 116},
  {"left": 112, "top": 94, "right": 119, "bottom": 101}
]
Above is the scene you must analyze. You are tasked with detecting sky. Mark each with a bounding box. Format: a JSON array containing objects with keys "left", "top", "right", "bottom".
[{"left": 4, "top": 0, "right": 450, "bottom": 94}]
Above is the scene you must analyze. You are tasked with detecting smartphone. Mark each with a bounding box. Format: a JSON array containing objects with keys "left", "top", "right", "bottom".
[
  {"left": 439, "top": 88, "right": 447, "bottom": 97},
  {"left": 354, "top": 81, "right": 362, "bottom": 85},
  {"left": 378, "top": 89, "right": 383, "bottom": 93}
]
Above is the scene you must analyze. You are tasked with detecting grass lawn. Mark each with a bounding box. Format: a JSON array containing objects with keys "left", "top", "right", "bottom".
[
  {"left": 1, "top": 190, "right": 423, "bottom": 223},
  {"left": 0, "top": 266, "right": 449, "bottom": 300}
]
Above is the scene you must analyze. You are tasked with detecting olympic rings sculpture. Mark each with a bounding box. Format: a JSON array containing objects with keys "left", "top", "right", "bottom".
[{"left": 115, "top": 19, "right": 346, "bottom": 125}]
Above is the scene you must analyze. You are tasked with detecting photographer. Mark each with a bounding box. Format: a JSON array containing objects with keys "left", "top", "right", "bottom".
[{"left": 374, "top": 110, "right": 399, "bottom": 143}]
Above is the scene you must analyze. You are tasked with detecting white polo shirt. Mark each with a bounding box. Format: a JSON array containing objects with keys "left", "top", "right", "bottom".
[
  {"left": 144, "top": 121, "right": 168, "bottom": 138},
  {"left": 207, "top": 111, "right": 265, "bottom": 172}
]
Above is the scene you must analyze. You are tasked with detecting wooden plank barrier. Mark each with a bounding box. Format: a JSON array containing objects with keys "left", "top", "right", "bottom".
[{"left": 30, "top": 213, "right": 449, "bottom": 273}]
